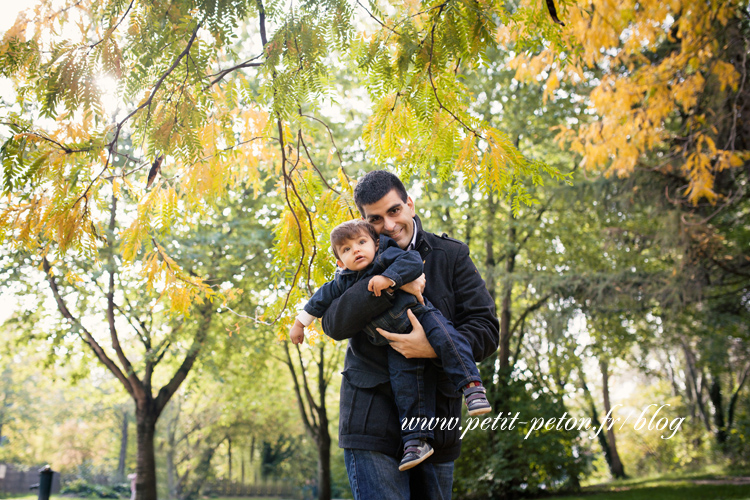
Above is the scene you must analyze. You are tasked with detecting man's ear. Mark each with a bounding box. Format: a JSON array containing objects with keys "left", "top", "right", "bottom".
[
  {"left": 406, "top": 196, "right": 416, "bottom": 217},
  {"left": 336, "top": 259, "right": 345, "bottom": 268}
]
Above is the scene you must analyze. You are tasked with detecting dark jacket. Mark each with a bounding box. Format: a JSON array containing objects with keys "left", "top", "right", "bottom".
[
  {"left": 321, "top": 216, "right": 499, "bottom": 462},
  {"left": 304, "top": 235, "right": 423, "bottom": 318}
]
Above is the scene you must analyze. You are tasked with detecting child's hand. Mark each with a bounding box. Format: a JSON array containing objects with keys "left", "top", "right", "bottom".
[
  {"left": 368, "top": 275, "right": 394, "bottom": 297},
  {"left": 289, "top": 322, "right": 305, "bottom": 344}
]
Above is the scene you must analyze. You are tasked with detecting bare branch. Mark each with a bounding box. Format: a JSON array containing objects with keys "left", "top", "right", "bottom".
[
  {"left": 42, "top": 256, "right": 134, "bottom": 397},
  {"left": 155, "top": 306, "right": 213, "bottom": 416},
  {"left": 88, "top": 0, "right": 135, "bottom": 51},
  {"left": 283, "top": 342, "right": 318, "bottom": 439},
  {"left": 106, "top": 192, "right": 142, "bottom": 396},
  {"left": 207, "top": 55, "right": 264, "bottom": 86},
  {"left": 296, "top": 344, "right": 321, "bottom": 430}
]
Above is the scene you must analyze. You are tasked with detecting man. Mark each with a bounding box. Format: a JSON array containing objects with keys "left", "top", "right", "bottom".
[{"left": 321, "top": 171, "right": 499, "bottom": 499}]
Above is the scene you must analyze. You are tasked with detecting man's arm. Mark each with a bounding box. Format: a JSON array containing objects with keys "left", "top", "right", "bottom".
[
  {"left": 452, "top": 243, "right": 499, "bottom": 362},
  {"left": 320, "top": 280, "right": 394, "bottom": 341}
]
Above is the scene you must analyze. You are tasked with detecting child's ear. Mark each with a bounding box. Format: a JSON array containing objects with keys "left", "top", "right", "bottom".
[{"left": 336, "top": 259, "right": 345, "bottom": 268}]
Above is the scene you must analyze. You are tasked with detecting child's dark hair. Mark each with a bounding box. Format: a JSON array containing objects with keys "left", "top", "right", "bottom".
[
  {"left": 353, "top": 170, "right": 408, "bottom": 216},
  {"left": 330, "top": 220, "right": 378, "bottom": 259}
]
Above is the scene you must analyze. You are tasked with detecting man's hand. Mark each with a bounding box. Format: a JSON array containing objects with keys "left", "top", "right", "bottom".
[
  {"left": 377, "top": 309, "right": 437, "bottom": 358},
  {"left": 368, "top": 275, "right": 393, "bottom": 297},
  {"left": 400, "top": 273, "right": 426, "bottom": 305},
  {"left": 289, "top": 321, "right": 305, "bottom": 344}
]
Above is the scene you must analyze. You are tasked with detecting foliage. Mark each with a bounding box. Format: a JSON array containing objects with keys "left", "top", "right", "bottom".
[
  {"left": 509, "top": 0, "right": 749, "bottom": 205},
  {"left": 454, "top": 374, "right": 592, "bottom": 499},
  {"left": 61, "top": 479, "right": 129, "bottom": 499}
]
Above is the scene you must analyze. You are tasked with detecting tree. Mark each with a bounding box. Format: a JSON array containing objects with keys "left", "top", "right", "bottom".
[
  {"left": 2, "top": 2, "right": 572, "bottom": 497},
  {"left": 511, "top": 0, "right": 748, "bottom": 204}
]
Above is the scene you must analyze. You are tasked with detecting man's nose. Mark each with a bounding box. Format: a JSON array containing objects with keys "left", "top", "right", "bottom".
[{"left": 383, "top": 217, "right": 396, "bottom": 232}]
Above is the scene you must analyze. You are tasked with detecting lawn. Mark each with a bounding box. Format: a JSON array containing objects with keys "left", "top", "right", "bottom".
[
  {"left": 553, "top": 474, "right": 750, "bottom": 500},
  {"left": 1, "top": 497, "right": 290, "bottom": 500}
]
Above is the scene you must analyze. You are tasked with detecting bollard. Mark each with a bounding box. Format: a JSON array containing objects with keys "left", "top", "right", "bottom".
[
  {"left": 31, "top": 465, "right": 54, "bottom": 500},
  {"left": 128, "top": 473, "right": 137, "bottom": 500}
]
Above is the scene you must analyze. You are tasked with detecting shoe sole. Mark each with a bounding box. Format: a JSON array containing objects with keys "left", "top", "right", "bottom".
[
  {"left": 398, "top": 446, "right": 434, "bottom": 471},
  {"left": 467, "top": 406, "right": 492, "bottom": 417}
]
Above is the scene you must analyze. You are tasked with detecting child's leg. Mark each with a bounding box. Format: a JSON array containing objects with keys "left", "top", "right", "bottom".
[
  {"left": 416, "top": 308, "right": 482, "bottom": 391},
  {"left": 415, "top": 306, "right": 492, "bottom": 416},
  {"left": 387, "top": 346, "right": 438, "bottom": 471},
  {"left": 387, "top": 346, "right": 436, "bottom": 444}
]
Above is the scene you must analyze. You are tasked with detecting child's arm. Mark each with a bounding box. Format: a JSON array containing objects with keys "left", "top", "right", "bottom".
[
  {"left": 289, "top": 309, "right": 318, "bottom": 344},
  {"left": 368, "top": 275, "right": 396, "bottom": 296},
  {"left": 289, "top": 319, "right": 306, "bottom": 344},
  {"left": 291, "top": 275, "right": 345, "bottom": 343},
  {"left": 376, "top": 242, "right": 424, "bottom": 289}
]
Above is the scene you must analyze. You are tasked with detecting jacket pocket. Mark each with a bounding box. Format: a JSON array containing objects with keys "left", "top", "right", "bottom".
[
  {"left": 439, "top": 297, "right": 455, "bottom": 323},
  {"left": 340, "top": 370, "right": 395, "bottom": 438}
]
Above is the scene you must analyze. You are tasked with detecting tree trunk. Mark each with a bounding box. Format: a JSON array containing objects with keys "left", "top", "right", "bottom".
[
  {"left": 682, "top": 340, "right": 712, "bottom": 431},
  {"left": 135, "top": 401, "right": 158, "bottom": 500},
  {"left": 600, "top": 360, "right": 626, "bottom": 479},
  {"left": 166, "top": 408, "right": 177, "bottom": 499},
  {"left": 728, "top": 363, "right": 750, "bottom": 432},
  {"left": 708, "top": 375, "right": 727, "bottom": 446},
  {"left": 241, "top": 449, "right": 245, "bottom": 485},
  {"left": 579, "top": 367, "right": 613, "bottom": 471},
  {"left": 499, "top": 206, "right": 516, "bottom": 372},
  {"left": 464, "top": 183, "right": 475, "bottom": 249},
  {"left": 227, "top": 434, "right": 233, "bottom": 481},
  {"left": 317, "top": 426, "right": 331, "bottom": 500},
  {"left": 118, "top": 409, "right": 129, "bottom": 480}
]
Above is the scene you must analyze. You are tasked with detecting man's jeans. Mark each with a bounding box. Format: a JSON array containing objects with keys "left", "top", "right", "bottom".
[
  {"left": 363, "top": 294, "right": 482, "bottom": 442},
  {"left": 345, "top": 448, "right": 454, "bottom": 500}
]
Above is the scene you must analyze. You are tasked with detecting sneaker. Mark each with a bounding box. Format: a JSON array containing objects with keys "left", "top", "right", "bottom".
[
  {"left": 464, "top": 384, "right": 492, "bottom": 416},
  {"left": 398, "top": 439, "right": 434, "bottom": 471}
]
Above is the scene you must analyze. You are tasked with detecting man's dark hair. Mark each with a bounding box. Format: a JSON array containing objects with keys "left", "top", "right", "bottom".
[
  {"left": 330, "top": 220, "right": 378, "bottom": 260},
  {"left": 353, "top": 170, "right": 408, "bottom": 216}
]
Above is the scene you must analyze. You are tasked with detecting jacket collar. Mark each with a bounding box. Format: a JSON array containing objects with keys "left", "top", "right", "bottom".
[{"left": 413, "top": 215, "right": 432, "bottom": 257}]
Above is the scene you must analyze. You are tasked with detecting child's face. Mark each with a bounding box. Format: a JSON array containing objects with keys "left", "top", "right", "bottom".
[{"left": 335, "top": 232, "right": 377, "bottom": 271}]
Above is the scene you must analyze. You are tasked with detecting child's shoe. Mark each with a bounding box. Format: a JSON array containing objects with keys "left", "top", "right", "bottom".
[
  {"left": 463, "top": 383, "right": 491, "bottom": 416},
  {"left": 398, "top": 439, "right": 434, "bottom": 471}
]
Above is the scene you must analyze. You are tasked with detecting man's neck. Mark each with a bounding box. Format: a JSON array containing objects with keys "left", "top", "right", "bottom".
[{"left": 407, "top": 218, "right": 418, "bottom": 250}]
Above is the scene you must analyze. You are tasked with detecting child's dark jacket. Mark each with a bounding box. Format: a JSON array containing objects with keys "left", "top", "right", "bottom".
[{"left": 303, "top": 235, "right": 423, "bottom": 318}]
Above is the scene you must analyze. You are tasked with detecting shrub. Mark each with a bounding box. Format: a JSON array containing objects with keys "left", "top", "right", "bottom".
[{"left": 61, "top": 479, "right": 126, "bottom": 499}]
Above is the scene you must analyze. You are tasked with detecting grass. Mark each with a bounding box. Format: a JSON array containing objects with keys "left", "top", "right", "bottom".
[
  {"left": 1, "top": 497, "right": 289, "bottom": 500},
  {"left": 551, "top": 472, "right": 750, "bottom": 500}
]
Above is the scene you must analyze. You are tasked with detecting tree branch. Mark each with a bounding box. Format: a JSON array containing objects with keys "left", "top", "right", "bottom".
[
  {"left": 282, "top": 342, "right": 318, "bottom": 439},
  {"left": 42, "top": 256, "right": 134, "bottom": 397},
  {"left": 207, "top": 55, "right": 264, "bottom": 86},
  {"left": 106, "top": 192, "right": 143, "bottom": 396},
  {"left": 154, "top": 306, "right": 213, "bottom": 416}
]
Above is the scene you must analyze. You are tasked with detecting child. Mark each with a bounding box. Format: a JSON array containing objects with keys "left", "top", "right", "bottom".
[{"left": 289, "top": 220, "right": 491, "bottom": 471}]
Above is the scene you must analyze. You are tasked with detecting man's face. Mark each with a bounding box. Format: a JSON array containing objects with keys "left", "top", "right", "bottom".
[
  {"left": 335, "top": 233, "right": 377, "bottom": 272},
  {"left": 361, "top": 189, "right": 416, "bottom": 250}
]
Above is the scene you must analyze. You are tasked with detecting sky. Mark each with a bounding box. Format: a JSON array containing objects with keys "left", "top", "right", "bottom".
[
  {"left": 0, "top": 2, "right": 36, "bottom": 323},
  {"left": 0, "top": 0, "right": 35, "bottom": 33}
]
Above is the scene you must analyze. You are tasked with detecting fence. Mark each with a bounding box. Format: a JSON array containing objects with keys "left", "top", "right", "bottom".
[
  {"left": 203, "top": 479, "right": 295, "bottom": 498},
  {"left": 0, "top": 463, "right": 61, "bottom": 496}
]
